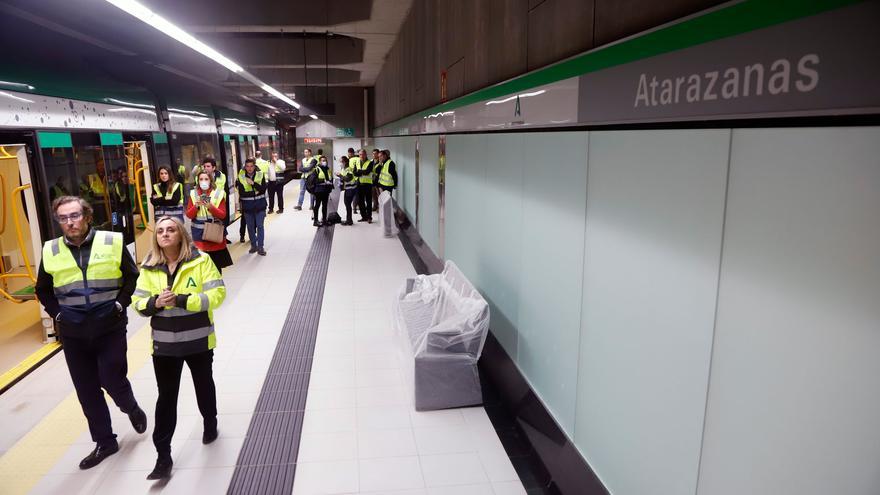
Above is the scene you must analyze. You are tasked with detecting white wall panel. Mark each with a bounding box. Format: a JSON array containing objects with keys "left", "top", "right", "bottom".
[
  {"left": 418, "top": 136, "right": 440, "bottom": 254},
  {"left": 697, "top": 127, "right": 880, "bottom": 495},
  {"left": 575, "top": 129, "right": 730, "bottom": 495},
  {"left": 516, "top": 131, "right": 588, "bottom": 434},
  {"left": 445, "top": 134, "right": 487, "bottom": 278}
]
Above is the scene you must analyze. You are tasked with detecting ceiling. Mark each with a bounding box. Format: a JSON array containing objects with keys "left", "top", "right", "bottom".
[{"left": 0, "top": 0, "right": 412, "bottom": 119}]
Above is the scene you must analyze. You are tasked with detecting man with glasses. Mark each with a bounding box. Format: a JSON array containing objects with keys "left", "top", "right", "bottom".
[{"left": 34, "top": 196, "right": 146, "bottom": 470}]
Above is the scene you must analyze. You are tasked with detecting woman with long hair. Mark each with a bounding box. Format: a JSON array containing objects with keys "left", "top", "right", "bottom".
[
  {"left": 185, "top": 171, "right": 233, "bottom": 273},
  {"left": 131, "top": 216, "right": 226, "bottom": 480},
  {"left": 150, "top": 165, "right": 184, "bottom": 222}
]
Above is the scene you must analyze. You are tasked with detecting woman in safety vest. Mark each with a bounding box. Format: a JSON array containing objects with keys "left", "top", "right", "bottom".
[
  {"left": 185, "top": 171, "right": 233, "bottom": 273},
  {"left": 312, "top": 156, "right": 333, "bottom": 227},
  {"left": 150, "top": 165, "right": 184, "bottom": 222},
  {"left": 132, "top": 216, "right": 226, "bottom": 480},
  {"left": 336, "top": 156, "right": 358, "bottom": 225}
]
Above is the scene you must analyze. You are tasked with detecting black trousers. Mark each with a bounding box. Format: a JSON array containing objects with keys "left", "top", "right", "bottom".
[
  {"left": 62, "top": 331, "right": 139, "bottom": 447},
  {"left": 268, "top": 181, "right": 284, "bottom": 211},
  {"left": 152, "top": 350, "right": 217, "bottom": 457},
  {"left": 239, "top": 213, "right": 247, "bottom": 240},
  {"left": 358, "top": 184, "right": 373, "bottom": 220},
  {"left": 343, "top": 188, "right": 357, "bottom": 222},
  {"left": 312, "top": 191, "right": 330, "bottom": 223}
]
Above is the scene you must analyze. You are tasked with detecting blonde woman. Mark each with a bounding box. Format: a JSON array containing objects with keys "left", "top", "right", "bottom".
[{"left": 131, "top": 216, "right": 226, "bottom": 480}]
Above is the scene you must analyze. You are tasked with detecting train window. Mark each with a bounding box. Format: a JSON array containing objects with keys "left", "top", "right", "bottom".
[{"left": 170, "top": 133, "right": 220, "bottom": 183}]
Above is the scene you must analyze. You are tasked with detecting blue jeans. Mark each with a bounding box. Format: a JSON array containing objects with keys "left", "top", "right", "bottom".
[
  {"left": 243, "top": 209, "right": 265, "bottom": 249},
  {"left": 297, "top": 178, "right": 314, "bottom": 208}
]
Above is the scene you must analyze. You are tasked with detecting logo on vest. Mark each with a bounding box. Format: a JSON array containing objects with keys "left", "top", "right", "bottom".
[{"left": 185, "top": 277, "right": 197, "bottom": 288}]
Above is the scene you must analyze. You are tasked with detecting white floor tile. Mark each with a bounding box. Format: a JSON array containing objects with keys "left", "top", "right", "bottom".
[
  {"left": 427, "top": 484, "right": 495, "bottom": 495},
  {"left": 409, "top": 409, "right": 466, "bottom": 429},
  {"left": 293, "top": 459, "right": 359, "bottom": 495},
  {"left": 173, "top": 438, "right": 244, "bottom": 468},
  {"left": 305, "top": 387, "right": 358, "bottom": 410},
  {"left": 356, "top": 368, "right": 405, "bottom": 388},
  {"left": 414, "top": 426, "right": 477, "bottom": 455},
  {"left": 478, "top": 449, "right": 521, "bottom": 483},
  {"left": 491, "top": 480, "right": 529, "bottom": 495},
  {"left": 302, "top": 407, "right": 357, "bottom": 433},
  {"left": 420, "top": 452, "right": 489, "bottom": 487},
  {"left": 298, "top": 430, "right": 358, "bottom": 462},
  {"left": 357, "top": 405, "right": 412, "bottom": 431},
  {"left": 356, "top": 386, "right": 410, "bottom": 407},
  {"left": 358, "top": 456, "right": 425, "bottom": 492},
  {"left": 357, "top": 428, "right": 418, "bottom": 459}
]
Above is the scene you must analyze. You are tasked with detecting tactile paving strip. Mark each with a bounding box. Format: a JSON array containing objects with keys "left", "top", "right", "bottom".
[{"left": 228, "top": 192, "right": 339, "bottom": 495}]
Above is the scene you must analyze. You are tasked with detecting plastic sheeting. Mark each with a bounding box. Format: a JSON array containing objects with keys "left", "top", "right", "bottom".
[
  {"left": 378, "top": 190, "right": 399, "bottom": 238},
  {"left": 393, "top": 261, "right": 491, "bottom": 410}
]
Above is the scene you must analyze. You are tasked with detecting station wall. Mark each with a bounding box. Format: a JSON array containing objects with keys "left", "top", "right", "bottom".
[{"left": 377, "top": 126, "right": 880, "bottom": 495}]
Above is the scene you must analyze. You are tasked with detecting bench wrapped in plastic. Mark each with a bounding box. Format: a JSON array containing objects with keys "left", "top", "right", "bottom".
[
  {"left": 378, "top": 190, "right": 399, "bottom": 238},
  {"left": 393, "top": 261, "right": 491, "bottom": 411}
]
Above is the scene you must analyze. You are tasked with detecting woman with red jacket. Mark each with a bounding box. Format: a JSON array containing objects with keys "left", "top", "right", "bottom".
[{"left": 185, "top": 171, "right": 233, "bottom": 273}]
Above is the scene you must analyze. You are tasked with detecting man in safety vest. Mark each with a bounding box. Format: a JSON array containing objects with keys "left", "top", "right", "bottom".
[
  {"left": 34, "top": 196, "right": 146, "bottom": 470},
  {"left": 353, "top": 148, "right": 374, "bottom": 222},
  {"left": 295, "top": 148, "right": 317, "bottom": 211},
  {"left": 254, "top": 150, "right": 271, "bottom": 176},
  {"left": 377, "top": 149, "right": 398, "bottom": 194},
  {"left": 236, "top": 158, "right": 268, "bottom": 255},
  {"left": 346, "top": 148, "right": 361, "bottom": 216}
]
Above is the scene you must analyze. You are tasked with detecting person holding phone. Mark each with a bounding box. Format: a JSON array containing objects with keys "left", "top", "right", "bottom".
[{"left": 185, "top": 171, "right": 232, "bottom": 273}]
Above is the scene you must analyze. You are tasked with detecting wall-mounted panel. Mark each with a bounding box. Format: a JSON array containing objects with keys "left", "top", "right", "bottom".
[
  {"left": 418, "top": 136, "right": 441, "bottom": 254},
  {"left": 445, "top": 134, "right": 488, "bottom": 280},
  {"left": 516, "top": 131, "right": 588, "bottom": 434},
  {"left": 575, "top": 129, "right": 730, "bottom": 495},
  {"left": 697, "top": 127, "right": 880, "bottom": 495}
]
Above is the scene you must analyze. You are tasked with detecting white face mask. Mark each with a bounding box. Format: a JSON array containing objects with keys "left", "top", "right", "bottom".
[{"left": 199, "top": 181, "right": 210, "bottom": 191}]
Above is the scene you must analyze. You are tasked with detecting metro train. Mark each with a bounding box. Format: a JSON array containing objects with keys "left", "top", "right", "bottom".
[{"left": 0, "top": 88, "right": 285, "bottom": 389}]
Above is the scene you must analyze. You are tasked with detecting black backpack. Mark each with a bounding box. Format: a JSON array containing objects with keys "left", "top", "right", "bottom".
[{"left": 305, "top": 171, "right": 318, "bottom": 194}]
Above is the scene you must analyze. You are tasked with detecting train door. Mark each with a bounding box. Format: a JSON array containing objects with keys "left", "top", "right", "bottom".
[
  {"left": 124, "top": 140, "right": 154, "bottom": 263},
  {"left": 0, "top": 143, "right": 53, "bottom": 381},
  {"left": 223, "top": 136, "right": 240, "bottom": 220}
]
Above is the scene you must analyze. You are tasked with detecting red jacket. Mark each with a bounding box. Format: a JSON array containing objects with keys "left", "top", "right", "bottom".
[{"left": 185, "top": 190, "right": 227, "bottom": 252}]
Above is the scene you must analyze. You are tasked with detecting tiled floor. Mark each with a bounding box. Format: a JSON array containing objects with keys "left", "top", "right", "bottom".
[{"left": 0, "top": 185, "right": 527, "bottom": 494}]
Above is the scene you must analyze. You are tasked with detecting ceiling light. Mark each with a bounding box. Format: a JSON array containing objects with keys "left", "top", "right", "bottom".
[
  {"left": 104, "top": 97, "right": 155, "bottom": 109},
  {"left": 309, "top": 115, "right": 318, "bottom": 119},
  {"left": 0, "top": 80, "right": 35, "bottom": 91},
  {"left": 104, "top": 0, "right": 243, "bottom": 73},
  {"left": 485, "top": 90, "right": 546, "bottom": 106},
  {"left": 0, "top": 91, "right": 34, "bottom": 103},
  {"left": 260, "top": 84, "right": 301, "bottom": 109}
]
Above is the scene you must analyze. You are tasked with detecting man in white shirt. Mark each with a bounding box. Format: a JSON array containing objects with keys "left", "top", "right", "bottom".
[{"left": 267, "top": 151, "right": 286, "bottom": 214}]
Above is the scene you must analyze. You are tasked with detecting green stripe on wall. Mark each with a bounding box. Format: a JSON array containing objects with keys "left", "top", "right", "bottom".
[
  {"left": 99, "top": 132, "right": 123, "bottom": 146},
  {"left": 37, "top": 131, "right": 72, "bottom": 149},
  {"left": 238, "top": 135, "right": 246, "bottom": 143},
  {"left": 223, "top": 135, "right": 231, "bottom": 142},
  {"left": 152, "top": 132, "right": 168, "bottom": 144},
  {"left": 378, "top": 0, "right": 863, "bottom": 131}
]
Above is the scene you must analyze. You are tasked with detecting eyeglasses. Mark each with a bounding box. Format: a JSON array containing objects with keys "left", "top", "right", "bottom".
[{"left": 55, "top": 212, "right": 83, "bottom": 223}]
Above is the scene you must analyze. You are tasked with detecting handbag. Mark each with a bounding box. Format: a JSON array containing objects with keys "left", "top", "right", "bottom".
[{"left": 202, "top": 218, "right": 225, "bottom": 244}]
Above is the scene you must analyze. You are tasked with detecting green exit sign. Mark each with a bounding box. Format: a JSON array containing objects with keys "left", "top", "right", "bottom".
[{"left": 336, "top": 127, "right": 355, "bottom": 137}]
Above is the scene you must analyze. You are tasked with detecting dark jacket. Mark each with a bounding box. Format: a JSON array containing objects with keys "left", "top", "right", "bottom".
[{"left": 34, "top": 229, "right": 139, "bottom": 339}]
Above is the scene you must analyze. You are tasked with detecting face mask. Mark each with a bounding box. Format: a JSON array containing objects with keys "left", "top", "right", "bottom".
[{"left": 199, "top": 181, "right": 210, "bottom": 191}]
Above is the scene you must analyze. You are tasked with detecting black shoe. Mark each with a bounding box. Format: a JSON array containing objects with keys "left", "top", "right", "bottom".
[
  {"left": 239, "top": 237, "right": 245, "bottom": 243},
  {"left": 367, "top": 219, "right": 372, "bottom": 224},
  {"left": 267, "top": 210, "right": 274, "bottom": 215},
  {"left": 128, "top": 406, "right": 147, "bottom": 434},
  {"left": 146, "top": 456, "right": 173, "bottom": 480},
  {"left": 358, "top": 218, "right": 367, "bottom": 222},
  {"left": 258, "top": 250, "right": 266, "bottom": 256},
  {"left": 344, "top": 221, "right": 353, "bottom": 226},
  {"left": 225, "top": 239, "right": 232, "bottom": 245},
  {"left": 294, "top": 206, "right": 302, "bottom": 210},
  {"left": 79, "top": 442, "right": 119, "bottom": 470},
  {"left": 313, "top": 221, "right": 319, "bottom": 227},
  {"left": 277, "top": 209, "right": 284, "bottom": 213},
  {"left": 202, "top": 427, "right": 219, "bottom": 444},
  {"left": 248, "top": 246, "right": 257, "bottom": 254}
]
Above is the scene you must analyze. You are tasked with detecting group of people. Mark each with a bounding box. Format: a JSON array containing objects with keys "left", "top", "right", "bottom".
[
  {"left": 35, "top": 196, "right": 225, "bottom": 480},
  {"left": 32, "top": 144, "right": 398, "bottom": 481},
  {"left": 296, "top": 147, "right": 397, "bottom": 227},
  {"left": 150, "top": 150, "right": 286, "bottom": 263}
]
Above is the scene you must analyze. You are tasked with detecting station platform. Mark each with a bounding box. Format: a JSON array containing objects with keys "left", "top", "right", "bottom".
[{"left": 0, "top": 185, "right": 527, "bottom": 495}]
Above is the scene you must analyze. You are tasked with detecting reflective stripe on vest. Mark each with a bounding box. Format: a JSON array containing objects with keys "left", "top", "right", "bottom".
[
  {"left": 237, "top": 170, "right": 266, "bottom": 200},
  {"left": 341, "top": 168, "right": 358, "bottom": 189},
  {"left": 41, "top": 231, "right": 124, "bottom": 317},
  {"left": 153, "top": 182, "right": 184, "bottom": 218},
  {"left": 357, "top": 159, "right": 373, "bottom": 184},
  {"left": 378, "top": 160, "right": 394, "bottom": 187}
]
